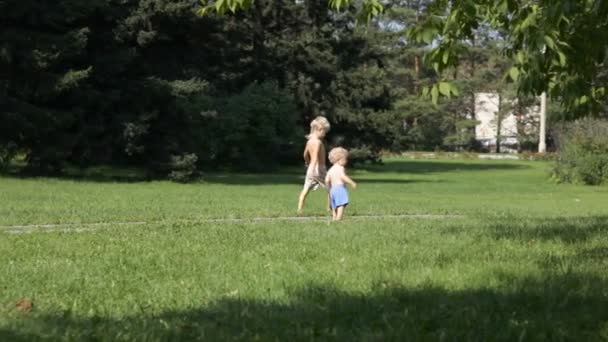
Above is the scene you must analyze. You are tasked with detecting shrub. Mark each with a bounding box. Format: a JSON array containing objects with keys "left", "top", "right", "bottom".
[
  {"left": 0, "top": 142, "right": 17, "bottom": 171},
  {"left": 205, "top": 82, "right": 303, "bottom": 171},
  {"left": 167, "top": 153, "right": 200, "bottom": 183},
  {"left": 551, "top": 118, "right": 608, "bottom": 185},
  {"left": 347, "top": 146, "right": 382, "bottom": 167}
]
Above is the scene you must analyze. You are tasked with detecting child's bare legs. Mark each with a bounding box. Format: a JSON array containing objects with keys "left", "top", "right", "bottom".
[
  {"left": 333, "top": 206, "right": 345, "bottom": 221},
  {"left": 297, "top": 188, "right": 310, "bottom": 214}
]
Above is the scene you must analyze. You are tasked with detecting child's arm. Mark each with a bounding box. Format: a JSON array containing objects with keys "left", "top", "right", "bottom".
[
  {"left": 341, "top": 173, "right": 357, "bottom": 189},
  {"left": 324, "top": 172, "right": 331, "bottom": 188}
]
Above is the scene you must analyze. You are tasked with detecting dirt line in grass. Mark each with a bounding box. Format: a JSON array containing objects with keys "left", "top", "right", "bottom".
[{"left": 1, "top": 214, "right": 464, "bottom": 234}]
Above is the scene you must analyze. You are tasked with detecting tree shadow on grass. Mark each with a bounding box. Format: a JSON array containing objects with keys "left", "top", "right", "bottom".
[
  {"left": 576, "top": 246, "right": 608, "bottom": 262},
  {"left": 3, "top": 272, "right": 607, "bottom": 341},
  {"left": 191, "top": 160, "right": 525, "bottom": 185},
  {"left": 1, "top": 165, "right": 151, "bottom": 183},
  {"left": 2, "top": 166, "right": 443, "bottom": 185},
  {"left": 488, "top": 216, "right": 608, "bottom": 244},
  {"left": 1, "top": 169, "right": 440, "bottom": 186},
  {"left": 203, "top": 173, "right": 442, "bottom": 186},
  {"left": 359, "top": 160, "right": 530, "bottom": 174},
  {"left": 2, "top": 159, "right": 529, "bottom": 184}
]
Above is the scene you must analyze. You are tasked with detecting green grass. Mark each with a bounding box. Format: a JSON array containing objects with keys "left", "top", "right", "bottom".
[{"left": 1, "top": 158, "right": 607, "bottom": 340}]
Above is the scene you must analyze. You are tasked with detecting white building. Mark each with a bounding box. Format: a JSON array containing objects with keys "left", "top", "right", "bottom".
[{"left": 474, "top": 93, "right": 540, "bottom": 153}]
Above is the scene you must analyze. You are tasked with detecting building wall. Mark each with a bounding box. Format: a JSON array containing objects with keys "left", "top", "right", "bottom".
[{"left": 474, "top": 92, "right": 540, "bottom": 152}]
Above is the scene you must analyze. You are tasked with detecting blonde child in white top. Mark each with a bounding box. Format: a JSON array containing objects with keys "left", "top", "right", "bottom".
[
  {"left": 297, "top": 116, "right": 331, "bottom": 214},
  {"left": 325, "top": 147, "right": 357, "bottom": 221}
]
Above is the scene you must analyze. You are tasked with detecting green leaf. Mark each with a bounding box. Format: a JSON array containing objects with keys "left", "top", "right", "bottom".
[
  {"left": 439, "top": 82, "right": 451, "bottom": 96},
  {"left": 329, "top": 0, "right": 343, "bottom": 11},
  {"left": 543, "top": 35, "right": 556, "bottom": 51},
  {"left": 215, "top": 0, "right": 225, "bottom": 12},
  {"left": 442, "top": 50, "right": 449, "bottom": 64},
  {"left": 509, "top": 67, "right": 520, "bottom": 81},
  {"left": 357, "top": 0, "right": 383, "bottom": 22},
  {"left": 516, "top": 51, "right": 525, "bottom": 64},
  {"left": 496, "top": 0, "right": 508, "bottom": 13},
  {"left": 557, "top": 51, "right": 567, "bottom": 66},
  {"left": 422, "top": 27, "right": 438, "bottom": 44},
  {"left": 594, "top": 86, "right": 606, "bottom": 97},
  {"left": 448, "top": 9, "right": 460, "bottom": 23},
  {"left": 422, "top": 86, "right": 430, "bottom": 97},
  {"left": 450, "top": 84, "right": 460, "bottom": 97},
  {"left": 431, "top": 85, "right": 439, "bottom": 105}
]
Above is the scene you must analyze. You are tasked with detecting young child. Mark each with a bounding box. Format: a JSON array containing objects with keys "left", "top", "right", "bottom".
[
  {"left": 298, "top": 116, "right": 331, "bottom": 214},
  {"left": 325, "top": 147, "right": 357, "bottom": 221}
]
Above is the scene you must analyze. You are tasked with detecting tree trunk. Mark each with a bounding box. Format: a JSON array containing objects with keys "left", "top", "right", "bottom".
[{"left": 496, "top": 94, "right": 502, "bottom": 153}]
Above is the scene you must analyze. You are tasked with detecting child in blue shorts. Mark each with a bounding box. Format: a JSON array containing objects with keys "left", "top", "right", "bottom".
[{"left": 325, "top": 147, "right": 357, "bottom": 221}]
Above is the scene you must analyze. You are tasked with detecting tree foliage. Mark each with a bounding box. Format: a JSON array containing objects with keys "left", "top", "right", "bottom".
[
  {"left": 408, "top": 0, "right": 608, "bottom": 116},
  {"left": 199, "top": 0, "right": 384, "bottom": 22},
  {"left": 0, "top": 0, "right": 406, "bottom": 174},
  {"left": 2, "top": 0, "right": 582, "bottom": 177},
  {"left": 202, "top": 0, "right": 608, "bottom": 116}
]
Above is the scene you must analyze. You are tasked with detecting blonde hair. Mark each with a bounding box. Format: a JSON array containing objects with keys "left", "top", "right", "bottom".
[
  {"left": 306, "top": 116, "right": 330, "bottom": 139},
  {"left": 328, "top": 147, "right": 348, "bottom": 164}
]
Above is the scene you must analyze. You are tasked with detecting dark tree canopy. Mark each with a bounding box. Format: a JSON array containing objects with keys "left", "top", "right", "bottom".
[{"left": 2, "top": 0, "right": 604, "bottom": 177}]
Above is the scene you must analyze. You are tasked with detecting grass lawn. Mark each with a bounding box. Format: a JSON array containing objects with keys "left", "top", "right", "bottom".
[{"left": 1, "top": 157, "right": 607, "bottom": 340}]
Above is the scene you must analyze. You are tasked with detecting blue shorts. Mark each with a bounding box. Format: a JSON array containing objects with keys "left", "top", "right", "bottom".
[{"left": 330, "top": 185, "right": 349, "bottom": 209}]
